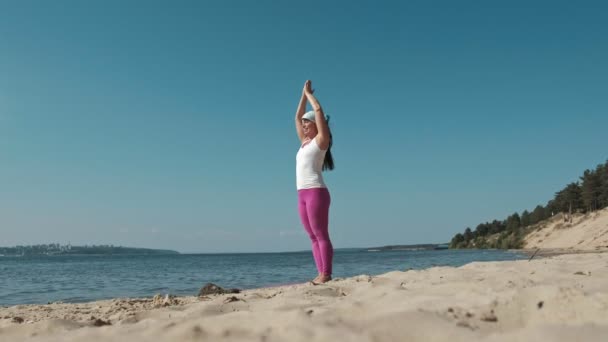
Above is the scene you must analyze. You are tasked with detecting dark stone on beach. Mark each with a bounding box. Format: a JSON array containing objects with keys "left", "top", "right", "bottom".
[
  {"left": 480, "top": 310, "right": 498, "bottom": 322},
  {"left": 223, "top": 296, "right": 240, "bottom": 303},
  {"left": 12, "top": 317, "right": 24, "bottom": 324},
  {"left": 92, "top": 318, "right": 112, "bottom": 327},
  {"left": 537, "top": 301, "right": 544, "bottom": 309},
  {"left": 198, "top": 283, "right": 241, "bottom": 296},
  {"left": 456, "top": 320, "right": 474, "bottom": 330}
]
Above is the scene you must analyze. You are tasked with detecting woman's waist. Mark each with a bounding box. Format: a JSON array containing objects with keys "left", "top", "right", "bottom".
[{"left": 297, "top": 186, "right": 329, "bottom": 192}]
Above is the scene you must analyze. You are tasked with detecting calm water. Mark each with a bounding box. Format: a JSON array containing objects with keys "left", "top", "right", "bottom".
[{"left": 0, "top": 249, "right": 525, "bottom": 306}]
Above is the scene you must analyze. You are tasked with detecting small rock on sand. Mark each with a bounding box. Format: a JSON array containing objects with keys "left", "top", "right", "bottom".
[
  {"left": 198, "top": 283, "right": 241, "bottom": 296},
  {"left": 223, "top": 296, "right": 241, "bottom": 304},
  {"left": 480, "top": 310, "right": 498, "bottom": 322},
  {"left": 92, "top": 318, "right": 112, "bottom": 327}
]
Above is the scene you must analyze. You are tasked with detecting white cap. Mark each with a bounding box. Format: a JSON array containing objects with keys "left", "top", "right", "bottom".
[
  {"left": 302, "top": 110, "right": 316, "bottom": 122},
  {"left": 302, "top": 110, "right": 329, "bottom": 123}
]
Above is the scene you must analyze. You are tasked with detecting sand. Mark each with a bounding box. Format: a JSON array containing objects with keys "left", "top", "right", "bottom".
[
  {"left": 1, "top": 251, "right": 607, "bottom": 341},
  {"left": 524, "top": 207, "right": 608, "bottom": 252},
  {"left": 3, "top": 208, "right": 608, "bottom": 341}
]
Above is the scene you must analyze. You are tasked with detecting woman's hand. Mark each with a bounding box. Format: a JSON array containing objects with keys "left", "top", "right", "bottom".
[{"left": 303, "top": 80, "right": 314, "bottom": 95}]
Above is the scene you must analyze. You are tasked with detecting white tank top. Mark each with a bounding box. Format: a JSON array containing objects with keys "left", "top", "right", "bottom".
[{"left": 296, "top": 138, "right": 327, "bottom": 190}]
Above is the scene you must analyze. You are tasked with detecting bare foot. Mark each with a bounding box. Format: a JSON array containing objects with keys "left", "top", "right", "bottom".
[
  {"left": 317, "top": 274, "right": 332, "bottom": 283},
  {"left": 311, "top": 274, "right": 332, "bottom": 285}
]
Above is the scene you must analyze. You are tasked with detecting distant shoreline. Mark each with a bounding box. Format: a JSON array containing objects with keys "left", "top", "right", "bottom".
[{"left": 0, "top": 245, "right": 179, "bottom": 257}]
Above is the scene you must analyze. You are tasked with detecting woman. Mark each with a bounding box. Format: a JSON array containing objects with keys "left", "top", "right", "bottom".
[{"left": 295, "top": 80, "right": 335, "bottom": 284}]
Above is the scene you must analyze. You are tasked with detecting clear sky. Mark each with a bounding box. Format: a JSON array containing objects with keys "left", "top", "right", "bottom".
[{"left": 1, "top": 1, "right": 607, "bottom": 253}]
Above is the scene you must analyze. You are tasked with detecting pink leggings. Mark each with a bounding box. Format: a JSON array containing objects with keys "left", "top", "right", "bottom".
[{"left": 297, "top": 188, "right": 333, "bottom": 275}]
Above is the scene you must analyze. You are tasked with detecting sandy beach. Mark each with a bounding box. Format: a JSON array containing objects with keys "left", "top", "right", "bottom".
[
  {"left": 3, "top": 209, "right": 608, "bottom": 341},
  {"left": 2, "top": 251, "right": 607, "bottom": 341}
]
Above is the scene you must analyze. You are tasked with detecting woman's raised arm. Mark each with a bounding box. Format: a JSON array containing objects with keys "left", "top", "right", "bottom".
[
  {"left": 303, "top": 80, "right": 330, "bottom": 150},
  {"left": 294, "top": 87, "right": 307, "bottom": 142}
]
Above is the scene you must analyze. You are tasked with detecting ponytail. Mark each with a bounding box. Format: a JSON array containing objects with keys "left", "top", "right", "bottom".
[{"left": 322, "top": 116, "right": 334, "bottom": 171}]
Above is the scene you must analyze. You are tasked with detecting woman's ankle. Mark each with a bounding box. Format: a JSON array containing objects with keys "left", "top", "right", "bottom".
[{"left": 319, "top": 274, "right": 332, "bottom": 282}]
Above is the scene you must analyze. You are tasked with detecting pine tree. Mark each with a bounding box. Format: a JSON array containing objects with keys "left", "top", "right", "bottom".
[
  {"left": 475, "top": 223, "right": 490, "bottom": 236},
  {"left": 505, "top": 213, "right": 521, "bottom": 233},
  {"left": 521, "top": 210, "right": 531, "bottom": 227},
  {"left": 530, "top": 205, "right": 546, "bottom": 225},
  {"left": 580, "top": 169, "right": 601, "bottom": 212},
  {"left": 598, "top": 161, "right": 608, "bottom": 209},
  {"left": 490, "top": 220, "right": 505, "bottom": 234},
  {"left": 463, "top": 227, "right": 474, "bottom": 245},
  {"left": 553, "top": 182, "right": 583, "bottom": 214},
  {"left": 450, "top": 233, "right": 465, "bottom": 248}
]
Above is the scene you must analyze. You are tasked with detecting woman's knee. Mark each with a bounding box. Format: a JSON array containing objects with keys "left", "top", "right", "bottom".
[{"left": 316, "top": 236, "right": 332, "bottom": 245}]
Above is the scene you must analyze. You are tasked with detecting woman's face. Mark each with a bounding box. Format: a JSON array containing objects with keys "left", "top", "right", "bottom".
[{"left": 302, "top": 119, "right": 318, "bottom": 138}]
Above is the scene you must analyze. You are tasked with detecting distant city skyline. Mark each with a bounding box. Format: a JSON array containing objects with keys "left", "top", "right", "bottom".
[{"left": 1, "top": 1, "right": 607, "bottom": 253}]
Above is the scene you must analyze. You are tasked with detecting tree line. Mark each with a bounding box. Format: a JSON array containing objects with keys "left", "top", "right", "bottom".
[{"left": 450, "top": 160, "right": 608, "bottom": 249}]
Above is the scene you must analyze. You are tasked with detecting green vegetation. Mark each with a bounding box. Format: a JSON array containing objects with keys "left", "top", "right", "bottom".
[
  {"left": 0, "top": 244, "right": 179, "bottom": 256},
  {"left": 366, "top": 244, "right": 449, "bottom": 251},
  {"left": 451, "top": 159, "right": 608, "bottom": 249}
]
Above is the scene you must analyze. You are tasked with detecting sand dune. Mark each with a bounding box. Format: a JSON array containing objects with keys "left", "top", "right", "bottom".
[
  {"left": 2, "top": 252, "right": 607, "bottom": 341},
  {"left": 525, "top": 207, "right": 608, "bottom": 251}
]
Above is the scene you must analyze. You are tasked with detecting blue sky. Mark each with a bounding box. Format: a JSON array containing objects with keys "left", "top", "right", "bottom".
[{"left": 1, "top": 1, "right": 607, "bottom": 253}]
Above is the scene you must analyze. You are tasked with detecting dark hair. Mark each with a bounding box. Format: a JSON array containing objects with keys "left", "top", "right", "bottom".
[{"left": 322, "top": 117, "right": 334, "bottom": 171}]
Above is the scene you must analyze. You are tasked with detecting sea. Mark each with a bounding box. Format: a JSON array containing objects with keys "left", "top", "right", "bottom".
[{"left": 0, "top": 248, "right": 525, "bottom": 306}]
